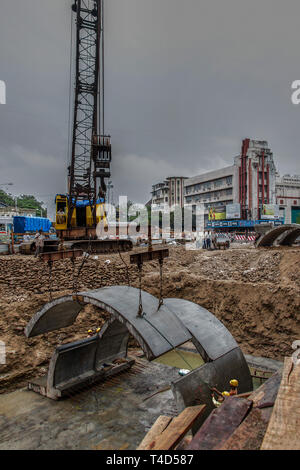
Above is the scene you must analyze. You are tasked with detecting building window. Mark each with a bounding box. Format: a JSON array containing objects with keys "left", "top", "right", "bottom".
[
  {"left": 280, "top": 200, "right": 284, "bottom": 205},
  {"left": 294, "top": 200, "right": 297, "bottom": 205}
]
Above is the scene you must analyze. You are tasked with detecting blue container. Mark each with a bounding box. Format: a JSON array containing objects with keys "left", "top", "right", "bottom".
[{"left": 13, "top": 216, "right": 52, "bottom": 234}]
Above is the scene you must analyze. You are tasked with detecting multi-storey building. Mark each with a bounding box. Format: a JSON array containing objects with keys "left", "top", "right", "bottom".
[
  {"left": 185, "top": 166, "right": 237, "bottom": 211},
  {"left": 150, "top": 139, "right": 298, "bottom": 230},
  {"left": 151, "top": 177, "right": 187, "bottom": 210},
  {"left": 234, "top": 139, "right": 277, "bottom": 220},
  {"left": 184, "top": 139, "right": 278, "bottom": 226},
  {"left": 276, "top": 174, "right": 300, "bottom": 224}
]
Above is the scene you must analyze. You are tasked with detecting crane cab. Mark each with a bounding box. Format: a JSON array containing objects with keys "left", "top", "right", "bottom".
[
  {"left": 55, "top": 195, "right": 68, "bottom": 230},
  {"left": 55, "top": 195, "right": 107, "bottom": 231}
]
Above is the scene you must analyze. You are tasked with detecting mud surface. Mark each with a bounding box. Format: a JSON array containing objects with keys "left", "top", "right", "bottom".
[
  {"left": 0, "top": 358, "right": 179, "bottom": 450},
  {"left": 0, "top": 245, "right": 299, "bottom": 393}
]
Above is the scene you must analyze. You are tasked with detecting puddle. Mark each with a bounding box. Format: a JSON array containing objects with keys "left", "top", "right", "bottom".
[
  {"left": 154, "top": 349, "right": 204, "bottom": 370},
  {"left": 154, "top": 348, "right": 272, "bottom": 390}
]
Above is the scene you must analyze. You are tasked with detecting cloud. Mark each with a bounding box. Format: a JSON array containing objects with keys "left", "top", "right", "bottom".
[
  {"left": 10, "top": 145, "right": 62, "bottom": 170},
  {"left": 112, "top": 153, "right": 192, "bottom": 202}
]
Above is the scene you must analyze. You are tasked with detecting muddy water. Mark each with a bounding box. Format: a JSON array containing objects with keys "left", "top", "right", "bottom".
[
  {"left": 154, "top": 349, "right": 204, "bottom": 370},
  {"left": 154, "top": 349, "right": 272, "bottom": 390}
]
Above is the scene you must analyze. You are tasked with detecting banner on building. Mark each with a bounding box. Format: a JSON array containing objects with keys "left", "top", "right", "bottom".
[
  {"left": 226, "top": 203, "right": 241, "bottom": 220},
  {"left": 262, "top": 204, "right": 280, "bottom": 220},
  {"left": 208, "top": 206, "right": 226, "bottom": 221}
]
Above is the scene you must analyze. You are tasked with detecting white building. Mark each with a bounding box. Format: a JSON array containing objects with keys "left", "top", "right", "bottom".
[
  {"left": 0, "top": 206, "right": 36, "bottom": 218},
  {"left": 276, "top": 174, "right": 300, "bottom": 224},
  {"left": 184, "top": 139, "right": 278, "bottom": 225},
  {"left": 151, "top": 177, "right": 188, "bottom": 210}
]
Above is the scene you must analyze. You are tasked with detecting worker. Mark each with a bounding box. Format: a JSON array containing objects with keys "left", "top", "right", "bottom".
[
  {"left": 87, "top": 329, "right": 93, "bottom": 337},
  {"left": 211, "top": 389, "right": 230, "bottom": 408},
  {"left": 96, "top": 327, "right": 101, "bottom": 334},
  {"left": 206, "top": 232, "right": 211, "bottom": 250},
  {"left": 34, "top": 230, "right": 45, "bottom": 258},
  {"left": 229, "top": 379, "right": 239, "bottom": 396},
  {"left": 202, "top": 232, "right": 207, "bottom": 249}
]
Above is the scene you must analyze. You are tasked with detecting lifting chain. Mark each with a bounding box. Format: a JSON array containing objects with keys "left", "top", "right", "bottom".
[
  {"left": 72, "top": 237, "right": 92, "bottom": 295},
  {"left": 70, "top": 257, "right": 76, "bottom": 293},
  {"left": 137, "top": 263, "right": 143, "bottom": 317},
  {"left": 74, "top": 251, "right": 90, "bottom": 294},
  {"left": 118, "top": 243, "right": 131, "bottom": 286},
  {"left": 157, "top": 258, "right": 164, "bottom": 310},
  {"left": 47, "top": 260, "right": 53, "bottom": 301}
]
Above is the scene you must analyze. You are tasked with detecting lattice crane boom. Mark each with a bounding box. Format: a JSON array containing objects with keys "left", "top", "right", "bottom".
[{"left": 68, "top": 0, "right": 111, "bottom": 227}]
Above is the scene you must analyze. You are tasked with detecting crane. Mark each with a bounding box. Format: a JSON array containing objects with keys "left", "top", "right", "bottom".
[{"left": 54, "top": 0, "right": 132, "bottom": 253}]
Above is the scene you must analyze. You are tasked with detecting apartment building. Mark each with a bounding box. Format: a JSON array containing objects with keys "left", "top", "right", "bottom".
[
  {"left": 151, "top": 177, "right": 188, "bottom": 210},
  {"left": 276, "top": 174, "right": 300, "bottom": 224},
  {"left": 184, "top": 139, "right": 277, "bottom": 225}
]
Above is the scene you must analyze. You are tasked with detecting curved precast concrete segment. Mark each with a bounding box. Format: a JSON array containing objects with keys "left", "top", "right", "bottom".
[
  {"left": 165, "top": 297, "right": 252, "bottom": 427},
  {"left": 279, "top": 226, "right": 300, "bottom": 246},
  {"left": 25, "top": 286, "right": 192, "bottom": 361},
  {"left": 24, "top": 286, "right": 252, "bottom": 408},
  {"left": 171, "top": 348, "right": 253, "bottom": 429},
  {"left": 164, "top": 298, "right": 238, "bottom": 362},
  {"left": 256, "top": 224, "right": 299, "bottom": 247}
]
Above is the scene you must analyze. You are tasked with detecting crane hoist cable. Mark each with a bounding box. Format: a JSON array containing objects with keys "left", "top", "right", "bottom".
[
  {"left": 67, "top": 3, "right": 74, "bottom": 167},
  {"left": 118, "top": 242, "right": 131, "bottom": 286}
]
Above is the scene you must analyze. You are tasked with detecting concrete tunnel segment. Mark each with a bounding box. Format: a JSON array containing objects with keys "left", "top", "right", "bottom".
[
  {"left": 256, "top": 223, "right": 300, "bottom": 247},
  {"left": 24, "top": 286, "right": 252, "bottom": 413}
]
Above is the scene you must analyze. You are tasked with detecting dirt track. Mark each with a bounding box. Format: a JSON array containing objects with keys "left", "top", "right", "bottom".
[{"left": 0, "top": 245, "right": 299, "bottom": 393}]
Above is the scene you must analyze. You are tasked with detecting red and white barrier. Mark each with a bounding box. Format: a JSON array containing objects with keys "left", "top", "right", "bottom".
[{"left": 234, "top": 234, "right": 256, "bottom": 242}]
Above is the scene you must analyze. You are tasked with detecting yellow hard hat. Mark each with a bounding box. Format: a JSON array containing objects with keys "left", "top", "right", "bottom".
[
  {"left": 230, "top": 379, "right": 239, "bottom": 387},
  {"left": 88, "top": 329, "right": 93, "bottom": 334},
  {"left": 96, "top": 328, "right": 101, "bottom": 333},
  {"left": 222, "top": 391, "right": 230, "bottom": 397}
]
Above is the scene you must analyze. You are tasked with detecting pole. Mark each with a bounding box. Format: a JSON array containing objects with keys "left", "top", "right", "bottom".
[{"left": 11, "top": 230, "right": 15, "bottom": 255}]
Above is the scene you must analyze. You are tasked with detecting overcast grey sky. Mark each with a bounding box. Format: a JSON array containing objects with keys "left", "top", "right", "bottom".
[{"left": 0, "top": 0, "right": 300, "bottom": 215}]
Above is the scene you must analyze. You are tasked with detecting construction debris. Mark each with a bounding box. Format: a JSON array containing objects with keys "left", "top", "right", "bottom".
[
  {"left": 137, "top": 405, "right": 206, "bottom": 450},
  {"left": 261, "top": 358, "right": 300, "bottom": 450}
]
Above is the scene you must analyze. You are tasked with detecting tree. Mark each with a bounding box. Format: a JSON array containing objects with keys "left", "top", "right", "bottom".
[{"left": 0, "top": 190, "right": 47, "bottom": 217}]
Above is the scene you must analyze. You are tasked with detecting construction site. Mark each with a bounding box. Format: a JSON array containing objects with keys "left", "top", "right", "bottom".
[{"left": 1, "top": 0, "right": 300, "bottom": 455}]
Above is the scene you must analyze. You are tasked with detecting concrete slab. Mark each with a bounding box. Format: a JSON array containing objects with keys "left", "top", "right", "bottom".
[{"left": 164, "top": 298, "right": 238, "bottom": 361}]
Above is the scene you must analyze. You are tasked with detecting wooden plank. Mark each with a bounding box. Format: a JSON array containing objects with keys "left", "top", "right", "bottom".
[
  {"left": 187, "top": 398, "right": 252, "bottom": 450},
  {"left": 261, "top": 358, "right": 300, "bottom": 450},
  {"left": 151, "top": 405, "right": 206, "bottom": 450},
  {"left": 137, "top": 416, "right": 172, "bottom": 450},
  {"left": 221, "top": 370, "right": 282, "bottom": 450}
]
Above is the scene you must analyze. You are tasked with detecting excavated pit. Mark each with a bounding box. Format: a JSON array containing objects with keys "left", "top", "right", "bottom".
[{"left": 0, "top": 245, "right": 299, "bottom": 394}]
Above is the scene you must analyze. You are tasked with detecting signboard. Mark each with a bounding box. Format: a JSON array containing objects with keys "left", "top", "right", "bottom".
[
  {"left": 206, "top": 219, "right": 284, "bottom": 228},
  {"left": 208, "top": 206, "right": 226, "bottom": 221},
  {"left": 262, "top": 204, "right": 280, "bottom": 220},
  {"left": 226, "top": 203, "right": 241, "bottom": 220}
]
